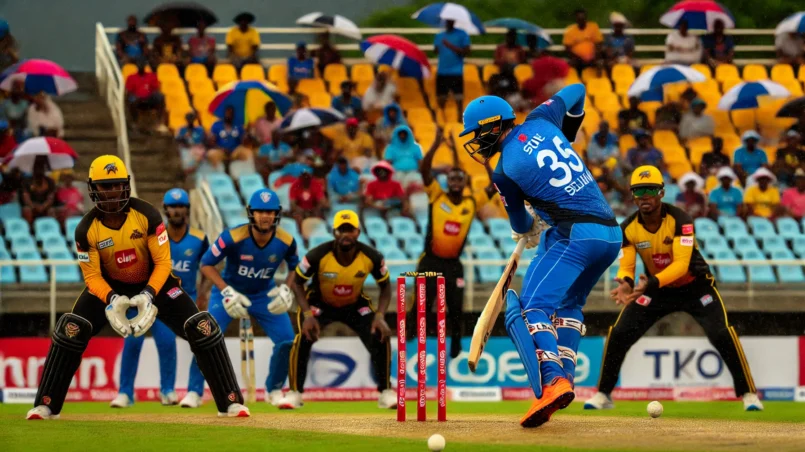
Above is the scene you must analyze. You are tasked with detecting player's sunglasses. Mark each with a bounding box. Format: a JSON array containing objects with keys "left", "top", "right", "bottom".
[{"left": 631, "top": 187, "right": 662, "bottom": 197}]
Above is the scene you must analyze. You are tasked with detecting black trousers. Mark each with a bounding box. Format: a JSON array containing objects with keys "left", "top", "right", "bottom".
[
  {"left": 597, "top": 275, "right": 756, "bottom": 397},
  {"left": 289, "top": 295, "right": 391, "bottom": 392},
  {"left": 410, "top": 254, "right": 464, "bottom": 343}
]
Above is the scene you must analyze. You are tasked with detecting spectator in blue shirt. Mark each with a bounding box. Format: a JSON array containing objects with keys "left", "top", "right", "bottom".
[
  {"left": 603, "top": 13, "right": 635, "bottom": 68},
  {"left": 257, "top": 129, "right": 293, "bottom": 170},
  {"left": 708, "top": 166, "right": 743, "bottom": 217},
  {"left": 375, "top": 103, "right": 406, "bottom": 144},
  {"left": 287, "top": 42, "right": 315, "bottom": 80},
  {"left": 732, "top": 130, "right": 767, "bottom": 181},
  {"left": 702, "top": 20, "right": 734, "bottom": 68},
  {"left": 328, "top": 156, "right": 361, "bottom": 203},
  {"left": 586, "top": 120, "right": 619, "bottom": 168},
  {"left": 209, "top": 106, "right": 244, "bottom": 153},
  {"left": 434, "top": 20, "right": 471, "bottom": 119},
  {"left": 331, "top": 81, "right": 363, "bottom": 119},
  {"left": 176, "top": 112, "right": 206, "bottom": 147},
  {"left": 383, "top": 125, "right": 423, "bottom": 174},
  {"left": 626, "top": 129, "right": 666, "bottom": 175}
]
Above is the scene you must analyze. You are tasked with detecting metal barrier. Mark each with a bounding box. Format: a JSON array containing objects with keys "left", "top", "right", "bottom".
[{"left": 189, "top": 179, "right": 224, "bottom": 242}]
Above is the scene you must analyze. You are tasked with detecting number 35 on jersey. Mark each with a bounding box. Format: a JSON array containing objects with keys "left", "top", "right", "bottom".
[{"left": 529, "top": 135, "right": 593, "bottom": 196}]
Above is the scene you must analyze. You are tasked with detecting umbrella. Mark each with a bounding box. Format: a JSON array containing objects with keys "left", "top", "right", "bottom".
[
  {"left": 208, "top": 80, "right": 292, "bottom": 126},
  {"left": 360, "top": 35, "right": 431, "bottom": 79},
  {"left": 296, "top": 12, "right": 362, "bottom": 40},
  {"left": 5, "top": 137, "right": 77, "bottom": 173},
  {"left": 234, "top": 12, "right": 255, "bottom": 24},
  {"left": 660, "top": 0, "right": 735, "bottom": 31},
  {"left": 280, "top": 108, "right": 345, "bottom": 132},
  {"left": 718, "top": 81, "right": 790, "bottom": 111},
  {"left": 627, "top": 64, "right": 706, "bottom": 98},
  {"left": 412, "top": 3, "right": 485, "bottom": 35},
  {"left": 776, "top": 97, "right": 805, "bottom": 118},
  {"left": 144, "top": 2, "right": 218, "bottom": 28},
  {"left": 484, "top": 18, "right": 552, "bottom": 49},
  {"left": 775, "top": 12, "right": 805, "bottom": 35},
  {"left": 0, "top": 59, "right": 77, "bottom": 96}
]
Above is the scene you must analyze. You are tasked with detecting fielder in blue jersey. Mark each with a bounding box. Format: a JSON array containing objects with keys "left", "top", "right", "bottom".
[
  {"left": 110, "top": 188, "right": 210, "bottom": 408},
  {"left": 460, "top": 84, "right": 622, "bottom": 428},
  {"left": 182, "top": 188, "right": 298, "bottom": 408}
]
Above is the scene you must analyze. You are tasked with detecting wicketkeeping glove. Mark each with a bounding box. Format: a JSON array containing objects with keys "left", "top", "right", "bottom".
[
  {"left": 267, "top": 284, "right": 294, "bottom": 315},
  {"left": 222, "top": 285, "right": 251, "bottom": 319},
  {"left": 511, "top": 204, "right": 545, "bottom": 249},
  {"left": 105, "top": 294, "right": 132, "bottom": 338},
  {"left": 129, "top": 291, "right": 158, "bottom": 338}
]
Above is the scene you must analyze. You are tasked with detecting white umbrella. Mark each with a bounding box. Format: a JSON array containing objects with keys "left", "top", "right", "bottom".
[
  {"left": 775, "top": 12, "right": 805, "bottom": 35},
  {"left": 627, "top": 64, "right": 706, "bottom": 98},
  {"left": 296, "top": 12, "right": 362, "bottom": 40},
  {"left": 280, "top": 108, "right": 346, "bottom": 132}
]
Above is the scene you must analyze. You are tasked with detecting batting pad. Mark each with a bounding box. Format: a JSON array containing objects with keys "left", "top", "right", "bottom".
[
  {"left": 504, "top": 290, "right": 543, "bottom": 399},
  {"left": 185, "top": 312, "right": 243, "bottom": 412}
]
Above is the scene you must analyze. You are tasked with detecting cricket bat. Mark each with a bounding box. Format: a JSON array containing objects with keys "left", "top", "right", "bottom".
[{"left": 468, "top": 238, "right": 527, "bottom": 373}]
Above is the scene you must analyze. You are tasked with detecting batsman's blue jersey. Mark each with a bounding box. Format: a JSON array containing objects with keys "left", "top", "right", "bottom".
[
  {"left": 200, "top": 224, "right": 299, "bottom": 297},
  {"left": 492, "top": 96, "right": 614, "bottom": 230},
  {"left": 170, "top": 227, "right": 209, "bottom": 298}
]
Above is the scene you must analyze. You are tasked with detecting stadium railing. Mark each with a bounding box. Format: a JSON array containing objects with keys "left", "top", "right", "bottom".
[{"left": 190, "top": 179, "right": 224, "bottom": 242}]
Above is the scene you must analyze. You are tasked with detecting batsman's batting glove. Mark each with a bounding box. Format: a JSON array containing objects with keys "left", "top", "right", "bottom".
[
  {"left": 511, "top": 204, "right": 544, "bottom": 249},
  {"left": 105, "top": 294, "right": 132, "bottom": 338},
  {"left": 130, "top": 290, "right": 158, "bottom": 338},
  {"left": 267, "top": 284, "right": 294, "bottom": 315},
  {"left": 222, "top": 285, "right": 251, "bottom": 319}
]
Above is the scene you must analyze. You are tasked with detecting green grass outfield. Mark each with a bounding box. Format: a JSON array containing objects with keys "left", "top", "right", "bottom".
[{"left": 2, "top": 401, "right": 804, "bottom": 452}]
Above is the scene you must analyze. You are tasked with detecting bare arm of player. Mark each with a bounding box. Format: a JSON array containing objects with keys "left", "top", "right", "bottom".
[
  {"left": 200, "top": 264, "right": 228, "bottom": 291},
  {"left": 371, "top": 279, "right": 393, "bottom": 340},
  {"left": 196, "top": 274, "right": 213, "bottom": 311},
  {"left": 613, "top": 245, "right": 636, "bottom": 305},
  {"left": 419, "top": 127, "right": 445, "bottom": 187},
  {"left": 291, "top": 271, "right": 320, "bottom": 341}
]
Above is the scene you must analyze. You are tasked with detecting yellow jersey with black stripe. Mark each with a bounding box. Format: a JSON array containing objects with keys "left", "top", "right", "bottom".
[
  {"left": 617, "top": 203, "right": 711, "bottom": 290},
  {"left": 296, "top": 241, "right": 389, "bottom": 307},
  {"left": 74, "top": 198, "right": 172, "bottom": 303},
  {"left": 424, "top": 180, "right": 489, "bottom": 259}
]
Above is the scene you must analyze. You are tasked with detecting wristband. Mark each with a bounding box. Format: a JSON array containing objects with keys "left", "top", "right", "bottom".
[{"left": 303, "top": 310, "right": 314, "bottom": 319}]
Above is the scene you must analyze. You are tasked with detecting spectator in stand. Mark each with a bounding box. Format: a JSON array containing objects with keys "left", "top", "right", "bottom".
[
  {"left": 702, "top": 19, "right": 734, "bottom": 68},
  {"left": 383, "top": 125, "right": 423, "bottom": 180},
  {"left": 1, "top": 80, "right": 29, "bottom": 136},
  {"left": 772, "top": 130, "right": 805, "bottom": 187},
  {"left": 782, "top": 168, "right": 805, "bottom": 219},
  {"left": 362, "top": 72, "right": 397, "bottom": 122},
  {"left": 116, "top": 15, "right": 148, "bottom": 64},
  {"left": 0, "top": 121, "right": 16, "bottom": 159},
  {"left": 434, "top": 19, "right": 471, "bottom": 120},
  {"left": 287, "top": 42, "right": 315, "bottom": 80},
  {"left": 335, "top": 117, "right": 374, "bottom": 163},
  {"left": 494, "top": 30, "right": 526, "bottom": 67},
  {"left": 26, "top": 93, "right": 64, "bottom": 138},
  {"left": 250, "top": 101, "right": 282, "bottom": 144},
  {"left": 586, "top": 120, "right": 619, "bottom": 171},
  {"left": 257, "top": 129, "right": 293, "bottom": 170},
  {"left": 775, "top": 32, "right": 804, "bottom": 66},
  {"left": 603, "top": 12, "right": 634, "bottom": 68},
  {"left": 523, "top": 33, "right": 541, "bottom": 60},
  {"left": 175, "top": 112, "right": 210, "bottom": 176},
  {"left": 0, "top": 19, "right": 19, "bottom": 71},
  {"left": 675, "top": 172, "right": 707, "bottom": 218},
  {"left": 209, "top": 106, "right": 244, "bottom": 154},
  {"left": 664, "top": 19, "right": 702, "bottom": 65},
  {"left": 327, "top": 156, "right": 361, "bottom": 204},
  {"left": 187, "top": 20, "right": 217, "bottom": 75},
  {"left": 617, "top": 96, "right": 650, "bottom": 135},
  {"left": 732, "top": 130, "right": 767, "bottom": 181},
  {"left": 679, "top": 98, "right": 715, "bottom": 141},
  {"left": 21, "top": 158, "right": 56, "bottom": 225},
  {"left": 374, "top": 103, "right": 405, "bottom": 145},
  {"left": 124, "top": 59, "right": 165, "bottom": 131},
  {"left": 708, "top": 166, "right": 743, "bottom": 218},
  {"left": 744, "top": 168, "right": 782, "bottom": 219},
  {"left": 363, "top": 160, "right": 409, "bottom": 219},
  {"left": 0, "top": 166, "right": 22, "bottom": 205},
  {"left": 226, "top": 13, "right": 260, "bottom": 69},
  {"left": 55, "top": 170, "right": 84, "bottom": 221},
  {"left": 286, "top": 79, "right": 309, "bottom": 111},
  {"left": 788, "top": 111, "right": 805, "bottom": 145},
  {"left": 312, "top": 32, "right": 341, "bottom": 77},
  {"left": 176, "top": 112, "right": 206, "bottom": 147},
  {"left": 289, "top": 169, "right": 328, "bottom": 223},
  {"left": 654, "top": 100, "right": 683, "bottom": 132},
  {"left": 151, "top": 21, "right": 183, "bottom": 68},
  {"left": 228, "top": 143, "right": 257, "bottom": 180},
  {"left": 625, "top": 129, "right": 665, "bottom": 174},
  {"left": 563, "top": 8, "right": 603, "bottom": 72},
  {"left": 488, "top": 65, "right": 527, "bottom": 110},
  {"left": 331, "top": 81, "right": 363, "bottom": 119},
  {"left": 700, "top": 136, "right": 730, "bottom": 177},
  {"left": 522, "top": 49, "right": 569, "bottom": 106}
]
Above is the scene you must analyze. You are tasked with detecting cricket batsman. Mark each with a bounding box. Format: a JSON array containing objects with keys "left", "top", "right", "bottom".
[
  {"left": 460, "top": 84, "right": 621, "bottom": 427},
  {"left": 584, "top": 166, "right": 762, "bottom": 411},
  {"left": 27, "top": 156, "right": 248, "bottom": 420},
  {"left": 110, "top": 188, "right": 211, "bottom": 407},
  {"left": 182, "top": 188, "right": 297, "bottom": 408}
]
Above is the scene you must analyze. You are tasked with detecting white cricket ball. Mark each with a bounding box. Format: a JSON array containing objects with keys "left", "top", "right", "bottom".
[
  {"left": 428, "top": 434, "right": 446, "bottom": 451},
  {"left": 647, "top": 400, "right": 663, "bottom": 418}
]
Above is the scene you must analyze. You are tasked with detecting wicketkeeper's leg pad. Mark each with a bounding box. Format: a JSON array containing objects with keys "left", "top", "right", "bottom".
[
  {"left": 185, "top": 311, "right": 243, "bottom": 412},
  {"left": 266, "top": 339, "right": 293, "bottom": 391},
  {"left": 35, "top": 313, "right": 92, "bottom": 414},
  {"left": 554, "top": 308, "right": 586, "bottom": 385},
  {"left": 505, "top": 290, "right": 544, "bottom": 399}
]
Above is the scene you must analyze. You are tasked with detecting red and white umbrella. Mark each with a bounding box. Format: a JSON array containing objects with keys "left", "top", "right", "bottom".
[
  {"left": 0, "top": 59, "right": 77, "bottom": 96},
  {"left": 360, "top": 35, "right": 431, "bottom": 79},
  {"left": 659, "top": 0, "right": 735, "bottom": 31},
  {"left": 5, "top": 137, "right": 78, "bottom": 173}
]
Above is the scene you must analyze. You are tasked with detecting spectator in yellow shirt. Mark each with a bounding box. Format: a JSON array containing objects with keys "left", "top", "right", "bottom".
[
  {"left": 226, "top": 12, "right": 260, "bottom": 69},
  {"left": 563, "top": 8, "right": 603, "bottom": 72},
  {"left": 744, "top": 168, "right": 782, "bottom": 219},
  {"left": 335, "top": 118, "right": 375, "bottom": 163}
]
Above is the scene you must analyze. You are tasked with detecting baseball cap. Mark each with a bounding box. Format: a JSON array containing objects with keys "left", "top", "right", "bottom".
[
  {"left": 741, "top": 130, "right": 761, "bottom": 142},
  {"left": 333, "top": 209, "right": 360, "bottom": 230},
  {"left": 795, "top": 168, "right": 805, "bottom": 178},
  {"left": 691, "top": 98, "right": 706, "bottom": 108},
  {"left": 630, "top": 165, "right": 664, "bottom": 188},
  {"left": 296, "top": 41, "right": 307, "bottom": 49}
]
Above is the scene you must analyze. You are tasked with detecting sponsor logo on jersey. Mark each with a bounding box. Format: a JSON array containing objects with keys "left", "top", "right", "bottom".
[
  {"left": 358, "top": 306, "right": 372, "bottom": 316},
  {"left": 636, "top": 241, "right": 651, "bottom": 250},
  {"left": 130, "top": 229, "right": 144, "bottom": 240},
  {"left": 682, "top": 224, "right": 694, "bottom": 235},
  {"left": 167, "top": 287, "right": 183, "bottom": 299},
  {"left": 65, "top": 322, "right": 80, "bottom": 338},
  {"left": 333, "top": 285, "right": 353, "bottom": 296},
  {"left": 456, "top": 277, "right": 465, "bottom": 288},
  {"left": 663, "top": 236, "right": 673, "bottom": 245},
  {"left": 564, "top": 170, "right": 595, "bottom": 197},
  {"left": 184, "top": 248, "right": 194, "bottom": 256},
  {"left": 172, "top": 260, "right": 191, "bottom": 272},
  {"left": 636, "top": 295, "right": 652, "bottom": 306},
  {"left": 298, "top": 257, "right": 310, "bottom": 274},
  {"left": 522, "top": 133, "right": 546, "bottom": 155},
  {"left": 439, "top": 202, "right": 452, "bottom": 214},
  {"left": 98, "top": 238, "right": 114, "bottom": 250},
  {"left": 240, "top": 255, "right": 254, "bottom": 261},
  {"left": 379, "top": 259, "right": 388, "bottom": 276},
  {"left": 211, "top": 244, "right": 221, "bottom": 257},
  {"left": 77, "top": 251, "right": 90, "bottom": 263},
  {"left": 156, "top": 223, "right": 168, "bottom": 246},
  {"left": 443, "top": 221, "right": 461, "bottom": 236},
  {"left": 115, "top": 249, "right": 138, "bottom": 268},
  {"left": 323, "top": 272, "right": 338, "bottom": 279},
  {"left": 680, "top": 236, "right": 694, "bottom": 247},
  {"left": 354, "top": 271, "right": 366, "bottom": 278},
  {"left": 700, "top": 294, "right": 713, "bottom": 307},
  {"left": 217, "top": 237, "right": 226, "bottom": 249},
  {"left": 237, "top": 265, "right": 274, "bottom": 279},
  {"left": 103, "top": 163, "right": 118, "bottom": 175},
  {"left": 652, "top": 253, "right": 671, "bottom": 270}
]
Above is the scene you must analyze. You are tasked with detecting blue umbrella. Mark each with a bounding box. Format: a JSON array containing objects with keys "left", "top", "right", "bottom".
[
  {"left": 280, "top": 108, "right": 346, "bottom": 132},
  {"left": 411, "top": 3, "right": 485, "bottom": 35},
  {"left": 627, "top": 65, "right": 706, "bottom": 98},
  {"left": 718, "top": 81, "right": 790, "bottom": 110},
  {"left": 485, "top": 18, "right": 552, "bottom": 49},
  {"left": 775, "top": 12, "right": 805, "bottom": 35}
]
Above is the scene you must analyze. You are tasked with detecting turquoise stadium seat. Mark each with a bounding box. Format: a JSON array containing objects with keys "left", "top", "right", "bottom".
[
  {"left": 793, "top": 236, "right": 805, "bottom": 258},
  {"left": 703, "top": 236, "right": 729, "bottom": 255},
  {"left": 49, "top": 249, "right": 82, "bottom": 283},
  {"left": 403, "top": 235, "right": 425, "bottom": 258},
  {"left": 761, "top": 236, "right": 788, "bottom": 257},
  {"left": 17, "top": 250, "right": 48, "bottom": 283},
  {"left": 216, "top": 192, "right": 243, "bottom": 209},
  {"left": 225, "top": 214, "right": 248, "bottom": 228},
  {"left": 515, "top": 247, "right": 538, "bottom": 277},
  {"left": 468, "top": 219, "right": 488, "bottom": 240},
  {"left": 499, "top": 240, "right": 516, "bottom": 257},
  {"left": 205, "top": 173, "right": 237, "bottom": 195},
  {"left": 747, "top": 216, "right": 776, "bottom": 240},
  {"left": 486, "top": 218, "right": 511, "bottom": 242},
  {"left": 34, "top": 217, "right": 61, "bottom": 240},
  {"left": 279, "top": 217, "right": 299, "bottom": 237},
  {"left": 415, "top": 213, "right": 428, "bottom": 233},
  {"left": 0, "top": 249, "right": 15, "bottom": 282},
  {"left": 714, "top": 250, "right": 745, "bottom": 283},
  {"left": 0, "top": 202, "right": 22, "bottom": 220},
  {"left": 65, "top": 216, "right": 82, "bottom": 243},
  {"left": 723, "top": 221, "right": 750, "bottom": 243},
  {"left": 694, "top": 218, "right": 720, "bottom": 241},
  {"left": 308, "top": 233, "right": 331, "bottom": 249},
  {"left": 364, "top": 217, "right": 388, "bottom": 240},
  {"left": 374, "top": 235, "right": 398, "bottom": 252},
  {"left": 476, "top": 248, "right": 504, "bottom": 283},
  {"left": 239, "top": 173, "right": 265, "bottom": 198},
  {"left": 221, "top": 205, "right": 245, "bottom": 223},
  {"left": 11, "top": 236, "right": 37, "bottom": 254},
  {"left": 771, "top": 249, "right": 805, "bottom": 282},
  {"left": 662, "top": 184, "right": 680, "bottom": 203},
  {"left": 470, "top": 236, "right": 495, "bottom": 250},
  {"left": 776, "top": 217, "right": 802, "bottom": 240},
  {"left": 275, "top": 184, "right": 291, "bottom": 208},
  {"left": 742, "top": 249, "right": 776, "bottom": 283},
  {"left": 732, "top": 236, "right": 760, "bottom": 258},
  {"left": 384, "top": 249, "right": 411, "bottom": 280},
  {"left": 410, "top": 193, "right": 430, "bottom": 217},
  {"left": 42, "top": 236, "right": 69, "bottom": 253},
  {"left": 389, "top": 217, "right": 417, "bottom": 237},
  {"left": 4, "top": 218, "right": 30, "bottom": 240}
]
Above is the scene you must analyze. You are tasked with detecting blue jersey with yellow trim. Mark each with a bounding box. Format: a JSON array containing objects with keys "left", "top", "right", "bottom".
[
  {"left": 170, "top": 226, "right": 208, "bottom": 298},
  {"left": 200, "top": 224, "right": 299, "bottom": 296}
]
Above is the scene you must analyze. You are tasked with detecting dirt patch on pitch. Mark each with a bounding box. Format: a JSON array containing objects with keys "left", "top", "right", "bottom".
[{"left": 74, "top": 412, "right": 805, "bottom": 451}]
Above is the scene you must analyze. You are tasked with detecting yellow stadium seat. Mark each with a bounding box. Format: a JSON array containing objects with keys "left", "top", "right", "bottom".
[
  {"left": 573, "top": 130, "right": 588, "bottom": 156},
  {"left": 411, "top": 121, "right": 436, "bottom": 139},
  {"left": 782, "top": 80, "right": 804, "bottom": 96},
  {"left": 593, "top": 91, "right": 620, "bottom": 112},
  {"left": 308, "top": 92, "right": 332, "bottom": 108},
  {"left": 240, "top": 64, "right": 265, "bottom": 81},
  {"left": 400, "top": 91, "right": 427, "bottom": 109},
  {"left": 355, "top": 80, "right": 372, "bottom": 96},
  {"left": 710, "top": 110, "right": 734, "bottom": 135},
  {"left": 200, "top": 113, "right": 217, "bottom": 131},
  {"left": 122, "top": 64, "right": 138, "bottom": 82},
  {"left": 757, "top": 99, "right": 796, "bottom": 138},
  {"left": 717, "top": 131, "right": 741, "bottom": 158},
  {"left": 691, "top": 64, "right": 712, "bottom": 79},
  {"left": 586, "top": 78, "right": 613, "bottom": 98},
  {"left": 619, "top": 134, "right": 637, "bottom": 157},
  {"left": 611, "top": 64, "right": 635, "bottom": 84},
  {"left": 437, "top": 106, "right": 460, "bottom": 126},
  {"left": 653, "top": 130, "right": 681, "bottom": 149},
  {"left": 212, "top": 64, "right": 237, "bottom": 87},
  {"left": 714, "top": 64, "right": 740, "bottom": 83},
  {"left": 482, "top": 64, "right": 500, "bottom": 82},
  {"left": 565, "top": 68, "right": 581, "bottom": 84},
  {"left": 666, "top": 159, "right": 693, "bottom": 180},
  {"left": 614, "top": 79, "right": 631, "bottom": 96},
  {"left": 297, "top": 78, "right": 326, "bottom": 96},
  {"left": 721, "top": 78, "right": 741, "bottom": 93},
  {"left": 323, "top": 64, "right": 348, "bottom": 83},
  {"left": 267, "top": 64, "right": 287, "bottom": 84},
  {"left": 687, "top": 136, "right": 713, "bottom": 170},
  {"left": 692, "top": 79, "right": 721, "bottom": 97},
  {"left": 464, "top": 64, "right": 480, "bottom": 83},
  {"left": 157, "top": 64, "right": 180, "bottom": 81},
  {"left": 580, "top": 67, "right": 602, "bottom": 83},
  {"left": 192, "top": 93, "right": 214, "bottom": 112},
  {"left": 771, "top": 64, "right": 796, "bottom": 83},
  {"left": 406, "top": 107, "right": 432, "bottom": 125},
  {"left": 730, "top": 109, "right": 756, "bottom": 134},
  {"left": 327, "top": 76, "right": 348, "bottom": 96},
  {"left": 169, "top": 110, "right": 190, "bottom": 131},
  {"left": 581, "top": 108, "right": 601, "bottom": 136},
  {"left": 184, "top": 64, "right": 208, "bottom": 82},
  {"left": 637, "top": 101, "right": 662, "bottom": 126},
  {"left": 599, "top": 107, "right": 619, "bottom": 127},
  {"left": 639, "top": 64, "right": 657, "bottom": 75},
  {"left": 351, "top": 63, "right": 375, "bottom": 82},
  {"left": 160, "top": 78, "right": 185, "bottom": 96},
  {"left": 664, "top": 83, "right": 690, "bottom": 103},
  {"left": 513, "top": 64, "right": 533, "bottom": 84},
  {"left": 273, "top": 79, "right": 289, "bottom": 94},
  {"left": 742, "top": 64, "right": 768, "bottom": 82}
]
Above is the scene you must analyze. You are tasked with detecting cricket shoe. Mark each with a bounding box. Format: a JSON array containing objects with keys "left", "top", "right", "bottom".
[
  {"left": 110, "top": 393, "right": 133, "bottom": 408},
  {"left": 266, "top": 389, "right": 284, "bottom": 407},
  {"left": 378, "top": 389, "right": 397, "bottom": 409},
  {"left": 520, "top": 377, "right": 575, "bottom": 428},
  {"left": 743, "top": 393, "right": 764, "bottom": 411},
  {"left": 161, "top": 391, "right": 178, "bottom": 406},
  {"left": 583, "top": 392, "right": 614, "bottom": 410},
  {"left": 278, "top": 390, "right": 303, "bottom": 410},
  {"left": 27, "top": 405, "right": 59, "bottom": 420},
  {"left": 180, "top": 391, "right": 203, "bottom": 408},
  {"left": 218, "top": 403, "right": 250, "bottom": 418}
]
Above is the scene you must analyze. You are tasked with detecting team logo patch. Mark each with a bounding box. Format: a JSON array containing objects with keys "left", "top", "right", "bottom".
[
  {"left": 42, "top": 396, "right": 51, "bottom": 405},
  {"left": 700, "top": 294, "right": 713, "bottom": 307},
  {"left": 240, "top": 255, "right": 254, "bottom": 261},
  {"left": 171, "top": 190, "right": 182, "bottom": 200},
  {"left": 65, "top": 322, "right": 80, "bottom": 338},
  {"left": 103, "top": 163, "right": 117, "bottom": 175},
  {"left": 260, "top": 192, "right": 271, "bottom": 203},
  {"left": 460, "top": 208, "right": 470, "bottom": 215},
  {"left": 130, "top": 229, "right": 144, "bottom": 240},
  {"left": 639, "top": 171, "right": 651, "bottom": 180},
  {"left": 682, "top": 224, "right": 694, "bottom": 235},
  {"left": 114, "top": 249, "right": 138, "bottom": 268},
  {"left": 167, "top": 287, "right": 183, "bottom": 299},
  {"left": 228, "top": 392, "right": 236, "bottom": 402},
  {"left": 358, "top": 306, "right": 372, "bottom": 316},
  {"left": 323, "top": 272, "right": 338, "bottom": 279},
  {"left": 518, "top": 133, "right": 527, "bottom": 142},
  {"left": 541, "top": 99, "right": 554, "bottom": 106},
  {"left": 98, "top": 238, "right": 114, "bottom": 250},
  {"left": 211, "top": 244, "right": 221, "bottom": 257},
  {"left": 636, "top": 295, "right": 652, "bottom": 306},
  {"left": 217, "top": 237, "right": 226, "bottom": 249},
  {"left": 443, "top": 221, "right": 461, "bottom": 236},
  {"left": 333, "top": 285, "right": 353, "bottom": 296},
  {"left": 268, "top": 255, "right": 277, "bottom": 263},
  {"left": 636, "top": 241, "right": 651, "bottom": 250},
  {"left": 354, "top": 271, "right": 366, "bottom": 278},
  {"left": 680, "top": 236, "right": 694, "bottom": 247},
  {"left": 310, "top": 306, "right": 322, "bottom": 316},
  {"left": 197, "top": 319, "right": 212, "bottom": 336},
  {"left": 156, "top": 223, "right": 168, "bottom": 246},
  {"left": 456, "top": 277, "right": 465, "bottom": 288},
  {"left": 663, "top": 236, "right": 673, "bottom": 245},
  {"left": 184, "top": 249, "right": 194, "bottom": 256}
]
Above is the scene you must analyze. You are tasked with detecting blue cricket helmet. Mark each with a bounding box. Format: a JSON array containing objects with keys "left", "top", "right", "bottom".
[
  {"left": 248, "top": 188, "right": 281, "bottom": 211},
  {"left": 459, "top": 95, "right": 516, "bottom": 137},
  {"left": 163, "top": 188, "right": 190, "bottom": 207}
]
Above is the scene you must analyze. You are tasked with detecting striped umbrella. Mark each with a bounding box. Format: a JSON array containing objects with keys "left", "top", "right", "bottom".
[
  {"left": 412, "top": 3, "right": 485, "bottom": 35},
  {"left": 296, "top": 12, "right": 362, "bottom": 40},
  {"left": 660, "top": 0, "right": 735, "bottom": 31},
  {"left": 627, "top": 65, "right": 706, "bottom": 99},
  {"left": 484, "top": 18, "right": 552, "bottom": 49},
  {"left": 360, "top": 35, "right": 431, "bottom": 79},
  {"left": 0, "top": 59, "right": 77, "bottom": 96},
  {"left": 208, "top": 80, "right": 292, "bottom": 126},
  {"left": 718, "top": 81, "right": 790, "bottom": 111},
  {"left": 280, "top": 108, "right": 345, "bottom": 132},
  {"left": 5, "top": 137, "right": 78, "bottom": 173},
  {"left": 775, "top": 12, "right": 805, "bottom": 35}
]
